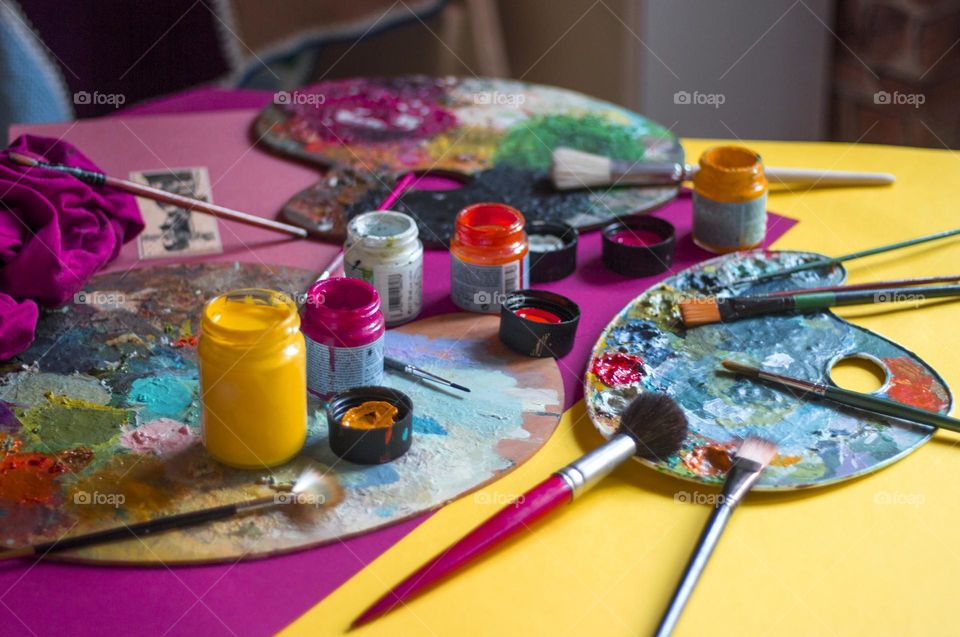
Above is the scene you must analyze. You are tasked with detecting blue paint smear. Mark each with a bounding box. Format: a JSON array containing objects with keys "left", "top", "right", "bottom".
[
  {"left": 126, "top": 375, "right": 197, "bottom": 421},
  {"left": 344, "top": 463, "right": 401, "bottom": 489},
  {"left": 412, "top": 415, "right": 446, "bottom": 436}
]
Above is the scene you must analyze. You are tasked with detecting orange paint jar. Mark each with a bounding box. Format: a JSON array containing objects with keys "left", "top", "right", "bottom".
[
  {"left": 198, "top": 289, "right": 306, "bottom": 469},
  {"left": 692, "top": 146, "right": 768, "bottom": 253},
  {"left": 450, "top": 203, "right": 529, "bottom": 313}
]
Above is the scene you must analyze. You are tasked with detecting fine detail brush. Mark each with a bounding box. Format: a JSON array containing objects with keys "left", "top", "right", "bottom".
[
  {"left": 721, "top": 360, "right": 960, "bottom": 433},
  {"left": 0, "top": 468, "right": 341, "bottom": 562},
  {"left": 765, "top": 274, "right": 960, "bottom": 297},
  {"left": 654, "top": 436, "right": 777, "bottom": 637},
  {"left": 678, "top": 283, "right": 960, "bottom": 327},
  {"left": 384, "top": 356, "right": 470, "bottom": 392},
  {"left": 318, "top": 172, "right": 418, "bottom": 280},
  {"left": 7, "top": 151, "right": 308, "bottom": 239},
  {"left": 551, "top": 147, "right": 895, "bottom": 191},
  {"left": 352, "top": 392, "right": 689, "bottom": 628},
  {"left": 732, "top": 227, "right": 960, "bottom": 286}
]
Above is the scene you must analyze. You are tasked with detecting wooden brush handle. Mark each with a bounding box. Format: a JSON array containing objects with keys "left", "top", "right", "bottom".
[
  {"left": 763, "top": 166, "right": 894, "bottom": 186},
  {"left": 353, "top": 474, "right": 572, "bottom": 627}
]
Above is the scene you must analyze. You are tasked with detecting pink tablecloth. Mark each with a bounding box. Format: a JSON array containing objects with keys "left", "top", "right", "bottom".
[{"left": 2, "top": 90, "right": 797, "bottom": 636}]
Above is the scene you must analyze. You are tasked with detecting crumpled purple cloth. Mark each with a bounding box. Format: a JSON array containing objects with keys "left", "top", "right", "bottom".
[{"left": 0, "top": 134, "right": 143, "bottom": 359}]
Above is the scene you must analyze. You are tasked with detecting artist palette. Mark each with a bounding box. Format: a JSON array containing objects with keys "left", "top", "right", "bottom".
[
  {"left": 585, "top": 250, "right": 953, "bottom": 490},
  {"left": 0, "top": 263, "right": 563, "bottom": 563},
  {"left": 253, "top": 76, "right": 684, "bottom": 246}
]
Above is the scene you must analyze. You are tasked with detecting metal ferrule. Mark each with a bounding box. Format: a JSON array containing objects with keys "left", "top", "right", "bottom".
[
  {"left": 612, "top": 160, "right": 686, "bottom": 186},
  {"left": 556, "top": 434, "right": 637, "bottom": 498},
  {"left": 758, "top": 370, "right": 826, "bottom": 395},
  {"left": 719, "top": 460, "right": 764, "bottom": 508}
]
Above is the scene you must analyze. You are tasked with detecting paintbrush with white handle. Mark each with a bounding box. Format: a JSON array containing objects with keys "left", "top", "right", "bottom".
[
  {"left": 654, "top": 436, "right": 778, "bottom": 637},
  {"left": 551, "top": 147, "right": 895, "bottom": 190}
]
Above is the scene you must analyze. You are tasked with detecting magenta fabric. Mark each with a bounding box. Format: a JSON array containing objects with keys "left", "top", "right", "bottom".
[
  {"left": 2, "top": 97, "right": 799, "bottom": 637},
  {"left": 0, "top": 135, "right": 143, "bottom": 359}
]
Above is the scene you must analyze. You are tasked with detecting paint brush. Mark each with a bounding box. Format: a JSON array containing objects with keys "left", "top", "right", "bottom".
[
  {"left": 732, "top": 227, "right": 960, "bottom": 285},
  {"left": 384, "top": 356, "right": 470, "bottom": 392},
  {"left": 720, "top": 360, "right": 960, "bottom": 433},
  {"left": 654, "top": 436, "right": 777, "bottom": 637},
  {"left": 765, "top": 274, "right": 960, "bottom": 297},
  {"left": 318, "top": 172, "right": 418, "bottom": 280},
  {"left": 550, "top": 147, "right": 895, "bottom": 191},
  {"left": 351, "top": 392, "right": 688, "bottom": 628},
  {"left": 6, "top": 152, "right": 309, "bottom": 239},
  {"left": 0, "top": 468, "right": 341, "bottom": 562},
  {"left": 678, "top": 284, "right": 960, "bottom": 327}
]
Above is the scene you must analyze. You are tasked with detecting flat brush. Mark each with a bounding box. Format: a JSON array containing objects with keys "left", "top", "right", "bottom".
[
  {"left": 384, "top": 356, "right": 470, "bottom": 392},
  {"left": 551, "top": 147, "right": 895, "bottom": 191},
  {"left": 352, "top": 392, "right": 689, "bottom": 628},
  {"left": 655, "top": 436, "right": 777, "bottom": 637},
  {"left": 721, "top": 360, "right": 960, "bottom": 433},
  {"left": 7, "top": 151, "right": 308, "bottom": 238},
  {"left": 733, "top": 227, "right": 960, "bottom": 285},
  {"left": 0, "top": 468, "right": 340, "bottom": 561},
  {"left": 679, "top": 284, "right": 960, "bottom": 327}
]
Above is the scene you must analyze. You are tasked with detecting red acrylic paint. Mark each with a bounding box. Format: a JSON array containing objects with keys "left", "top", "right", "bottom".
[
  {"left": 515, "top": 307, "right": 562, "bottom": 324},
  {"left": 590, "top": 352, "right": 645, "bottom": 386},
  {"left": 609, "top": 229, "right": 664, "bottom": 247},
  {"left": 302, "top": 277, "right": 385, "bottom": 397}
]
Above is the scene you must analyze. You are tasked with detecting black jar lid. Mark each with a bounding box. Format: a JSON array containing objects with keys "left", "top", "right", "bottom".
[
  {"left": 499, "top": 290, "right": 580, "bottom": 358},
  {"left": 326, "top": 386, "right": 413, "bottom": 464},
  {"left": 527, "top": 220, "right": 578, "bottom": 283},
  {"left": 601, "top": 216, "right": 676, "bottom": 277}
]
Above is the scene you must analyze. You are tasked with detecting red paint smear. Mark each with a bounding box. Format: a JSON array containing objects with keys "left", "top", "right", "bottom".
[
  {"left": 0, "top": 437, "right": 68, "bottom": 505},
  {"left": 590, "top": 352, "right": 645, "bottom": 386},
  {"left": 172, "top": 335, "right": 198, "bottom": 348},
  {"left": 682, "top": 442, "right": 737, "bottom": 477},
  {"left": 515, "top": 307, "right": 562, "bottom": 324},
  {"left": 610, "top": 229, "right": 664, "bottom": 247},
  {"left": 884, "top": 356, "right": 950, "bottom": 412}
]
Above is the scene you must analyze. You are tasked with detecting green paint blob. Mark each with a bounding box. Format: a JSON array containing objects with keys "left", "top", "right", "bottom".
[
  {"left": 1, "top": 372, "right": 110, "bottom": 406},
  {"left": 493, "top": 114, "right": 653, "bottom": 171},
  {"left": 22, "top": 401, "right": 131, "bottom": 449}
]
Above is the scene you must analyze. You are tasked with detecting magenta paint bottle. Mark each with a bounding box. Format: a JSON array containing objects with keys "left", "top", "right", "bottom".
[{"left": 302, "top": 277, "right": 385, "bottom": 398}]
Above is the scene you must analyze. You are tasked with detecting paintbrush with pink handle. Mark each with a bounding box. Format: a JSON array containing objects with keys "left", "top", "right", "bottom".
[{"left": 351, "top": 392, "right": 688, "bottom": 628}]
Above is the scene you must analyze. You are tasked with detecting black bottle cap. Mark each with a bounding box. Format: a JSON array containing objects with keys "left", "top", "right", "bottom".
[
  {"left": 327, "top": 386, "right": 413, "bottom": 464},
  {"left": 499, "top": 290, "right": 580, "bottom": 358},
  {"left": 601, "top": 216, "right": 676, "bottom": 277},
  {"left": 527, "top": 220, "right": 578, "bottom": 283}
]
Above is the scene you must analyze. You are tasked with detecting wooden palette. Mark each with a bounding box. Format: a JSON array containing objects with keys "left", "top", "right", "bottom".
[
  {"left": 0, "top": 263, "right": 563, "bottom": 564},
  {"left": 253, "top": 76, "right": 684, "bottom": 246}
]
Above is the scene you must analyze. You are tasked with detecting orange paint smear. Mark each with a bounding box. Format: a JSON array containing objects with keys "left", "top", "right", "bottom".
[
  {"left": 771, "top": 454, "right": 802, "bottom": 467},
  {"left": 885, "top": 356, "right": 950, "bottom": 412},
  {"left": 0, "top": 437, "right": 68, "bottom": 504},
  {"left": 682, "top": 442, "right": 737, "bottom": 477},
  {"left": 342, "top": 401, "right": 398, "bottom": 430}
]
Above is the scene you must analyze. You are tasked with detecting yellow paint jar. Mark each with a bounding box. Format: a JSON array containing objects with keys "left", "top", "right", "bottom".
[
  {"left": 198, "top": 288, "right": 306, "bottom": 468},
  {"left": 692, "top": 145, "right": 768, "bottom": 253}
]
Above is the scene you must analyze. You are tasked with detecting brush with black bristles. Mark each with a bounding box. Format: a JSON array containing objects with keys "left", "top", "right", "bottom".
[
  {"left": 0, "top": 468, "right": 341, "bottom": 562},
  {"left": 352, "top": 392, "right": 689, "bottom": 627},
  {"left": 678, "top": 283, "right": 960, "bottom": 327},
  {"left": 550, "top": 146, "right": 895, "bottom": 191},
  {"left": 655, "top": 436, "right": 778, "bottom": 637}
]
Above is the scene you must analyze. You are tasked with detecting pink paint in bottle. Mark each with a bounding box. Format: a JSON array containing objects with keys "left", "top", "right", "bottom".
[{"left": 302, "top": 277, "right": 385, "bottom": 398}]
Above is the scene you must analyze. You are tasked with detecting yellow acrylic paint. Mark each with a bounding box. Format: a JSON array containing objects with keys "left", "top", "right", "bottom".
[{"left": 198, "top": 289, "right": 306, "bottom": 469}]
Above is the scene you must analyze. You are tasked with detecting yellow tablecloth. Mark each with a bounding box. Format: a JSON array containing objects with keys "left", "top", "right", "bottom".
[{"left": 282, "top": 140, "right": 960, "bottom": 636}]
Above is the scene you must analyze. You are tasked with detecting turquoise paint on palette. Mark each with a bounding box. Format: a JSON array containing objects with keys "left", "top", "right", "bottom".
[
  {"left": 586, "top": 250, "right": 952, "bottom": 490},
  {"left": 127, "top": 375, "right": 198, "bottom": 422}
]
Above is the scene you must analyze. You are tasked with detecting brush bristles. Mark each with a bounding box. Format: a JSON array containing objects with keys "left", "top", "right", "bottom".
[
  {"left": 720, "top": 360, "right": 759, "bottom": 377},
  {"left": 678, "top": 298, "right": 722, "bottom": 327},
  {"left": 292, "top": 468, "right": 344, "bottom": 507},
  {"left": 617, "top": 392, "right": 689, "bottom": 461},
  {"left": 551, "top": 147, "right": 613, "bottom": 190},
  {"left": 734, "top": 436, "right": 777, "bottom": 468},
  {"left": 7, "top": 152, "right": 39, "bottom": 167}
]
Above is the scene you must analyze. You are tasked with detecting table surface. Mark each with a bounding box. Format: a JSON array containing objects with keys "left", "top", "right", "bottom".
[{"left": 5, "top": 97, "right": 960, "bottom": 636}]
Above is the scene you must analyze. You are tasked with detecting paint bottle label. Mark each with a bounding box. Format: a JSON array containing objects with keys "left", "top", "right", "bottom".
[
  {"left": 345, "top": 258, "right": 423, "bottom": 325},
  {"left": 450, "top": 254, "right": 529, "bottom": 313},
  {"left": 305, "top": 334, "right": 385, "bottom": 396},
  {"left": 692, "top": 192, "right": 767, "bottom": 252}
]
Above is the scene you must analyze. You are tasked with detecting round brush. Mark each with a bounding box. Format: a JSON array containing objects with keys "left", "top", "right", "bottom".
[
  {"left": 551, "top": 147, "right": 895, "bottom": 191},
  {"left": 352, "top": 392, "right": 689, "bottom": 628}
]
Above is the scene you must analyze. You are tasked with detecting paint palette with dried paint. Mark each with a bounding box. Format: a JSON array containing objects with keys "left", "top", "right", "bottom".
[{"left": 585, "top": 250, "right": 952, "bottom": 490}]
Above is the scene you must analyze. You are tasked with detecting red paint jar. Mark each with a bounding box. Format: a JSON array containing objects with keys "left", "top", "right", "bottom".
[
  {"left": 301, "top": 277, "right": 385, "bottom": 397},
  {"left": 450, "top": 203, "right": 529, "bottom": 313}
]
